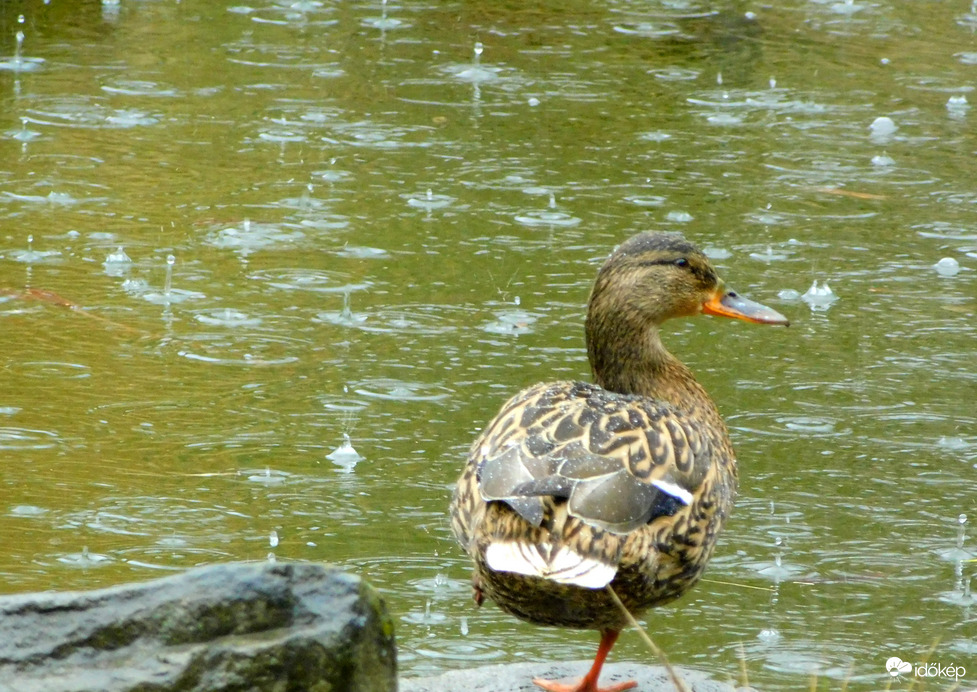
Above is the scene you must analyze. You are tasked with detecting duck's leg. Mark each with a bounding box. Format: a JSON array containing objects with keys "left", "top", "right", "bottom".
[
  {"left": 532, "top": 629, "right": 636, "bottom": 692},
  {"left": 471, "top": 573, "right": 485, "bottom": 607}
]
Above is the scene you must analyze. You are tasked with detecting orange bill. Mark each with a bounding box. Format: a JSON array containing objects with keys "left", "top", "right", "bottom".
[{"left": 702, "top": 289, "right": 790, "bottom": 326}]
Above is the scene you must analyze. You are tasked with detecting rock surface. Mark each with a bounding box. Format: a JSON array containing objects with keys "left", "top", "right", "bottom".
[
  {"left": 0, "top": 561, "right": 396, "bottom": 692},
  {"left": 401, "top": 661, "right": 738, "bottom": 692}
]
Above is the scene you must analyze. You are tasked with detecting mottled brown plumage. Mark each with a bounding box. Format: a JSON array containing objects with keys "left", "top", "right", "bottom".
[{"left": 450, "top": 232, "right": 788, "bottom": 692}]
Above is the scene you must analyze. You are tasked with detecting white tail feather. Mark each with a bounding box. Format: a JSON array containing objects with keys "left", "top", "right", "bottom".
[
  {"left": 484, "top": 541, "right": 617, "bottom": 588},
  {"left": 651, "top": 478, "right": 693, "bottom": 505}
]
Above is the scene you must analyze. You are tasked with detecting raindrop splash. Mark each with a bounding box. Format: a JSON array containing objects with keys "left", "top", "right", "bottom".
[
  {"left": 935, "top": 257, "right": 960, "bottom": 277},
  {"left": 405, "top": 189, "right": 454, "bottom": 212},
  {"left": 947, "top": 95, "right": 969, "bottom": 119},
  {"left": 869, "top": 116, "right": 897, "bottom": 142},
  {"left": 801, "top": 280, "right": 839, "bottom": 311},
  {"left": 327, "top": 432, "right": 363, "bottom": 472},
  {"left": 363, "top": 0, "right": 406, "bottom": 30},
  {"left": 164, "top": 254, "right": 175, "bottom": 299},
  {"left": 103, "top": 246, "right": 133, "bottom": 277},
  {"left": 10, "top": 233, "right": 60, "bottom": 263},
  {"left": 6, "top": 116, "right": 41, "bottom": 144},
  {"left": 142, "top": 253, "right": 204, "bottom": 305},
  {"left": 452, "top": 41, "right": 499, "bottom": 84},
  {"left": 0, "top": 15, "right": 45, "bottom": 73}
]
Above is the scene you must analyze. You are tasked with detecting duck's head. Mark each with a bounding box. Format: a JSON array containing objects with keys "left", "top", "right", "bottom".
[{"left": 587, "top": 232, "right": 790, "bottom": 329}]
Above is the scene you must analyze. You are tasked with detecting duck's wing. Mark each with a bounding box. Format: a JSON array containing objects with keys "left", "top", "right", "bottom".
[{"left": 474, "top": 381, "right": 715, "bottom": 535}]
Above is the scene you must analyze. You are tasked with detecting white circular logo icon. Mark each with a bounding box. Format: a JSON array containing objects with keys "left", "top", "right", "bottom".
[{"left": 886, "top": 657, "right": 912, "bottom": 677}]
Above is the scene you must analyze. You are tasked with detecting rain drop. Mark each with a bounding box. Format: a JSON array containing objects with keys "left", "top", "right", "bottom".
[
  {"left": 328, "top": 432, "right": 363, "bottom": 472},
  {"left": 935, "top": 257, "right": 960, "bottom": 277},
  {"left": 869, "top": 116, "right": 897, "bottom": 136},
  {"left": 801, "top": 280, "right": 839, "bottom": 310}
]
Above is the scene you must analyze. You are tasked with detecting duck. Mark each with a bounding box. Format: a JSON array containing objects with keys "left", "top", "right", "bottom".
[{"left": 450, "top": 231, "right": 789, "bottom": 692}]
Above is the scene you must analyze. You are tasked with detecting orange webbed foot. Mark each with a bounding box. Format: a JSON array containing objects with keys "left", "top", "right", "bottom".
[{"left": 532, "top": 676, "right": 638, "bottom": 692}]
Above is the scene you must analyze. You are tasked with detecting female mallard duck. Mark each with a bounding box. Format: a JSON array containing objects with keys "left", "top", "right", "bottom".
[{"left": 450, "top": 232, "right": 789, "bottom": 692}]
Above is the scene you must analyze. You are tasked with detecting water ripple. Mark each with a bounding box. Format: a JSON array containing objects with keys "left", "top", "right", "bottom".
[
  {"left": 12, "top": 361, "right": 91, "bottom": 379},
  {"left": 0, "top": 428, "right": 60, "bottom": 450},
  {"left": 353, "top": 378, "right": 452, "bottom": 402},
  {"left": 176, "top": 333, "right": 304, "bottom": 366}
]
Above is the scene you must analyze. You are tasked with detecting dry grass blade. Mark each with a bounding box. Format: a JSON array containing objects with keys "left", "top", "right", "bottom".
[
  {"left": 605, "top": 585, "right": 690, "bottom": 692},
  {"left": 699, "top": 577, "right": 775, "bottom": 593},
  {"left": 736, "top": 641, "right": 749, "bottom": 689},
  {"left": 839, "top": 662, "right": 853, "bottom": 692}
]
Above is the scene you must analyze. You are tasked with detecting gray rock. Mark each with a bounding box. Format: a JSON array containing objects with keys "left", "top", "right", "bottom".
[
  {"left": 401, "top": 661, "right": 737, "bottom": 692},
  {"left": 0, "top": 561, "right": 396, "bottom": 692}
]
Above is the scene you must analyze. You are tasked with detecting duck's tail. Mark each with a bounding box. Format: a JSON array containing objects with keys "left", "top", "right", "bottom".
[{"left": 484, "top": 539, "right": 617, "bottom": 588}]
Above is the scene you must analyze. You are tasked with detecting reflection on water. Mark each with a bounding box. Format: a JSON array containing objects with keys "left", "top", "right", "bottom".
[{"left": 1, "top": 1, "right": 976, "bottom": 690}]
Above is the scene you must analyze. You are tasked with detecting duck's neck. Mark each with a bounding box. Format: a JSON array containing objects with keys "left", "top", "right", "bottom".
[{"left": 586, "top": 316, "right": 719, "bottom": 420}]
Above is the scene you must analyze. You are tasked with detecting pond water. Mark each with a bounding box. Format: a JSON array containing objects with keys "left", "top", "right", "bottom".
[{"left": 1, "top": 1, "right": 975, "bottom": 690}]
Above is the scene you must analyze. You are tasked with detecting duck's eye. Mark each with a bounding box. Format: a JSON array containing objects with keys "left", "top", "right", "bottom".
[{"left": 674, "top": 258, "right": 689, "bottom": 268}]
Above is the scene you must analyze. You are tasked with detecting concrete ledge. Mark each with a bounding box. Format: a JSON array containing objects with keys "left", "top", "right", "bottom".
[{"left": 402, "top": 661, "right": 738, "bottom": 692}]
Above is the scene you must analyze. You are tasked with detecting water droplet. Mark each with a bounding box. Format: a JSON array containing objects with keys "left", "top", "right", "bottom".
[
  {"left": 405, "top": 190, "right": 453, "bottom": 211},
  {"left": 163, "top": 254, "right": 175, "bottom": 296},
  {"left": 935, "top": 257, "right": 960, "bottom": 277},
  {"left": 665, "top": 210, "right": 693, "bottom": 223},
  {"left": 513, "top": 194, "right": 581, "bottom": 226},
  {"left": 327, "top": 432, "right": 363, "bottom": 472},
  {"left": 801, "top": 280, "right": 839, "bottom": 311},
  {"left": 956, "top": 513, "right": 969, "bottom": 554},
  {"left": 702, "top": 246, "right": 731, "bottom": 261},
  {"left": 247, "top": 468, "right": 288, "bottom": 485},
  {"left": 869, "top": 116, "right": 897, "bottom": 137},
  {"left": 947, "top": 95, "right": 969, "bottom": 111},
  {"left": 105, "top": 246, "right": 131, "bottom": 264},
  {"left": 749, "top": 246, "right": 789, "bottom": 262},
  {"left": 103, "top": 246, "right": 133, "bottom": 276}
]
